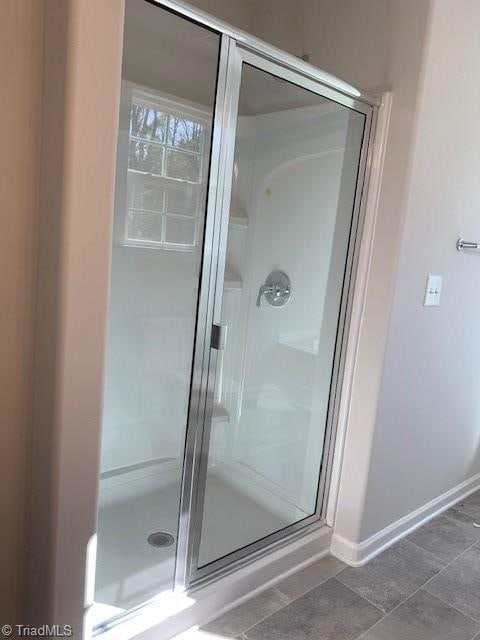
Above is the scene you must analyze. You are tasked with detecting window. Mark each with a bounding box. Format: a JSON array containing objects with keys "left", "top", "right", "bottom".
[{"left": 124, "top": 89, "right": 209, "bottom": 250}]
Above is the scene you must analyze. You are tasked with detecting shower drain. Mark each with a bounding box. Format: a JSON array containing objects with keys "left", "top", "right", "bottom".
[{"left": 147, "top": 531, "right": 175, "bottom": 548}]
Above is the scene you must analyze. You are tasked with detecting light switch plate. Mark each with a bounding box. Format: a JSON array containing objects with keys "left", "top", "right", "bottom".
[{"left": 424, "top": 274, "right": 442, "bottom": 306}]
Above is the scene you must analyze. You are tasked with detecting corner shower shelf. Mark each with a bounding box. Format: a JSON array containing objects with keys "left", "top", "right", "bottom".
[
  {"left": 212, "top": 403, "right": 230, "bottom": 424},
  {"left": 224, "top": 266, "right": 243, "bottom": 292},
  {"left": 229, "top": 214, "right": 248, "bottom": 229},
  {"left": 278, "top": 332, "right": 319, "bottom": 356}
]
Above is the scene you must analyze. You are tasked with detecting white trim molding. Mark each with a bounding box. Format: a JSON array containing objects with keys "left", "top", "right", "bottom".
[
  {"left": 331, "top": 471, "right": 480, "bottom": 566},
  {"left": 326, "top": 91, "right": 393, "bottom": 527}
]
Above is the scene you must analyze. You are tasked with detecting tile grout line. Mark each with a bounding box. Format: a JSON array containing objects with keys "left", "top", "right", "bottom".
[
  {"left": 330, "top": 576, "right": 385, "bottom": 615},
  {"left": 235, "top": 586, "right": 292, "bottom": 638},
  {"left": 406, "top": 507, "right": 480, "bottom": 566},
  {"left": 332, "top": 537, "right": 453, "bottom": 629},
  {"left": 239, "top": 564, "right": 347, "bottom": 637},
  {"left": 354, "top": 537, "right": 480, "bottom": 639},
  {"left": 403, "top": 536, "right": 451, "bottom": 566},
  {"left": 421, "top": 590, "right": 480, "bottom": 627},
  {"left": 274, "top": 561, "right": 347, "bottom": 604},
  {"left": 240, "top": 576, "right": 384, "bottom": 640},
  {"left": 230, "top": 502, "right": 480, "bottom": 639},
  {"left": 241, "top": 532, "right": 480, "bottom": 639},
  {"left": 419, "top": 541, "right": 480, "bottom": 626},
  {"left": 227, "top": 585, "right": 293, "bottom": 640},
  {"left": 404, "top": 535, "right": 479, "bottom": 568}
]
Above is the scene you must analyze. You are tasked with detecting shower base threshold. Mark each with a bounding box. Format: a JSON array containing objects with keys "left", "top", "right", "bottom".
[{"left": 91, "top": 522, "right": 331, "bottom": 640}]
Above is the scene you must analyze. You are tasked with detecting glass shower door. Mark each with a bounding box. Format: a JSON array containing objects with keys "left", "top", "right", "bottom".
[
  {"left": 195, "top": 53, "right": 370, "bottom": 572},
  {"left": 94, "top": 0, "right": 221, "bottom": 625},
  {"left": 94, "top": 2, "right": 374, "bottom": 605}
]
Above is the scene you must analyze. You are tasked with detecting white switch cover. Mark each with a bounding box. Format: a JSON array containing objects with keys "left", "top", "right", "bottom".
[{"left": 424, "top": 274, "right": 442, "bottom": 306}]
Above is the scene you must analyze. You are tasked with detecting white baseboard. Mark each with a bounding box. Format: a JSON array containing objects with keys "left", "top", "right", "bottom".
[{"left": 331, "top": 471, "right": 480, "bottom": 567}]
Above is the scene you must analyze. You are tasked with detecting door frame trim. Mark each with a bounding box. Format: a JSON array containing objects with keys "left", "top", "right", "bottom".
[
  {"left": 326, "top": 92, "right": 393, "bottom": 528},
  {"left": 174, "top": 33, "right": 242, "bottom": 590},
  {"left": 177, "top": 35, "right": 377, "bottom": 587},
  {"left": 145, "top": 0, "right": 379, "bottom": 108}
]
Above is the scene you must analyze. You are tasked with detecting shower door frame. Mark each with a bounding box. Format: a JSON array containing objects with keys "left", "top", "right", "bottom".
[{"left": 162, "top": 0, "right": 379, "bottom": 591}]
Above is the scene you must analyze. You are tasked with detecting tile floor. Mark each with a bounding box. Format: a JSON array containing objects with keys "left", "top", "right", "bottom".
[{"left": 188, "top": 490, "right": 480, "bottom": 639}]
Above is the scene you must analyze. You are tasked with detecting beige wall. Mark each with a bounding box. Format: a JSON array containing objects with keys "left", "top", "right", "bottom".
[
  {"left": 302, "top": 0, "right": 433, "bottom": 546},
  {"left": 187, "top": 0, "right": 304, "bottom": 55},
  {"left": 0, "top": 0, "right": 44, "bottom": 621},
  {"left": 255, "top": 0, "right": 480, "bottom": 553},
  {"left": 28, "top": 0, "right": 124, "bottom": 629},
  {"left": 0, "top": 0, "right": 122, "bottom": 626},
  {"left": 361, "top": 0, "right": 480, "bottom": 539},
  {"left": 301, "top": 0, "right": 392, "bottom": 91},
  {"left": 186, "top": 0, "right": 256, "bottom": 33}
]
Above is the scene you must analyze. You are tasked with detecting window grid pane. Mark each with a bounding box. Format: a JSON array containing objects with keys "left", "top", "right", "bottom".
[
  {"left": 165, "top": 214, "right": 197, "bottom": 246},
  {"left": 165, "top": 148, "right": 201, "bottom": 182},
  {"left": 129, "top": 178, "right": 165, "bottom": 213},
  {"left": 167, "top": 115, "right": 204, "bottom": 154},
  {"left": 127, "top": 209, "right": 164, "bottom": 242},
  {"left": 165, "top": 186, "right": 200, "bottom": 217},
  {"left": 128, "top": 140, "right": 165, "bottom": 175},
  {"left": 129, "top": 104, "right": 167, "bottom": 143},
  {"left": 125, "top": 94, "right": 207, "bottom": 248}
]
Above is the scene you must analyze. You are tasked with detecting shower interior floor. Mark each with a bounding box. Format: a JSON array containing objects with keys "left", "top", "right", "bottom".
[{"left": 94, "top": 465, "right": 306, "bottom": 618}]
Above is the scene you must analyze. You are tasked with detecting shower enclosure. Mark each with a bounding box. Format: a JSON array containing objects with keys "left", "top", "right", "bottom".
[{"left": 93, "top": 0, "right": 376, "bottom": 630}]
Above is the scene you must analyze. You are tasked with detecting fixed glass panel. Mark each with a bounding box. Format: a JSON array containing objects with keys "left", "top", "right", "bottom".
[
  {"left": 198, "top": 63, "right": 366, "bottom": 567},
  {"left": 94, "top": 0, "right": 220, "bottom": 626}
]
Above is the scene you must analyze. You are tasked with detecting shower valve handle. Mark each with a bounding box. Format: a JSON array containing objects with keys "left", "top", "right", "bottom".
[
  {"left": 256, "top": 284, "right": 274, "bottom": 307},
  {"left": 256, "top": 271, "right": 292, "bottom": 308}
]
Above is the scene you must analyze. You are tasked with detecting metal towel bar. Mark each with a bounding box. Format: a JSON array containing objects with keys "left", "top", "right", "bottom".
[{"left": 457, "top": 238, "right": 480, "bottom": 251}]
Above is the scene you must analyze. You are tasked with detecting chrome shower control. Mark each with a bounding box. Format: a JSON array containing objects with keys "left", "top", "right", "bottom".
[{"left": 256, "top": 271, "right": 291, "bottom": 307}]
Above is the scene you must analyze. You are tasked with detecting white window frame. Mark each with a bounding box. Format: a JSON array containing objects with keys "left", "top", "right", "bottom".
[{"left": 122, "top": 86, "right": 211, "bottom": 251}]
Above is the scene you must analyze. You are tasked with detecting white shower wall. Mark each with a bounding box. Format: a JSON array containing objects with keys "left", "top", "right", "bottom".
[
  {"left": 98, "top": 0, "right": 219, "bottom": 500},
  {"left": 99, "top": 81, "right": 207, "bottom": 498},
  {"left": 99, "top": 85, "right": 363, "bottom": 523},
  {"left": 210, "top": 102, "right": 364, "bottom": 518}
]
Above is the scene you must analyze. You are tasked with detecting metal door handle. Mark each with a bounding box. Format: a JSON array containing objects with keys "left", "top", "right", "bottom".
[{"left": 211, "top": 324, "right": 227, "bottom": 350}]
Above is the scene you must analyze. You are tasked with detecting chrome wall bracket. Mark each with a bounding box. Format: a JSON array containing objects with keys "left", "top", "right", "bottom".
[{"left": 457, "top": 238, "right": 480, "bottom": 251}]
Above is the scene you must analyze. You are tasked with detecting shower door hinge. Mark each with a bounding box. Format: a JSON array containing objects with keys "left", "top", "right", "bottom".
[{"left": 211, "top": 323, "right": 227, "bottom": 351}]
